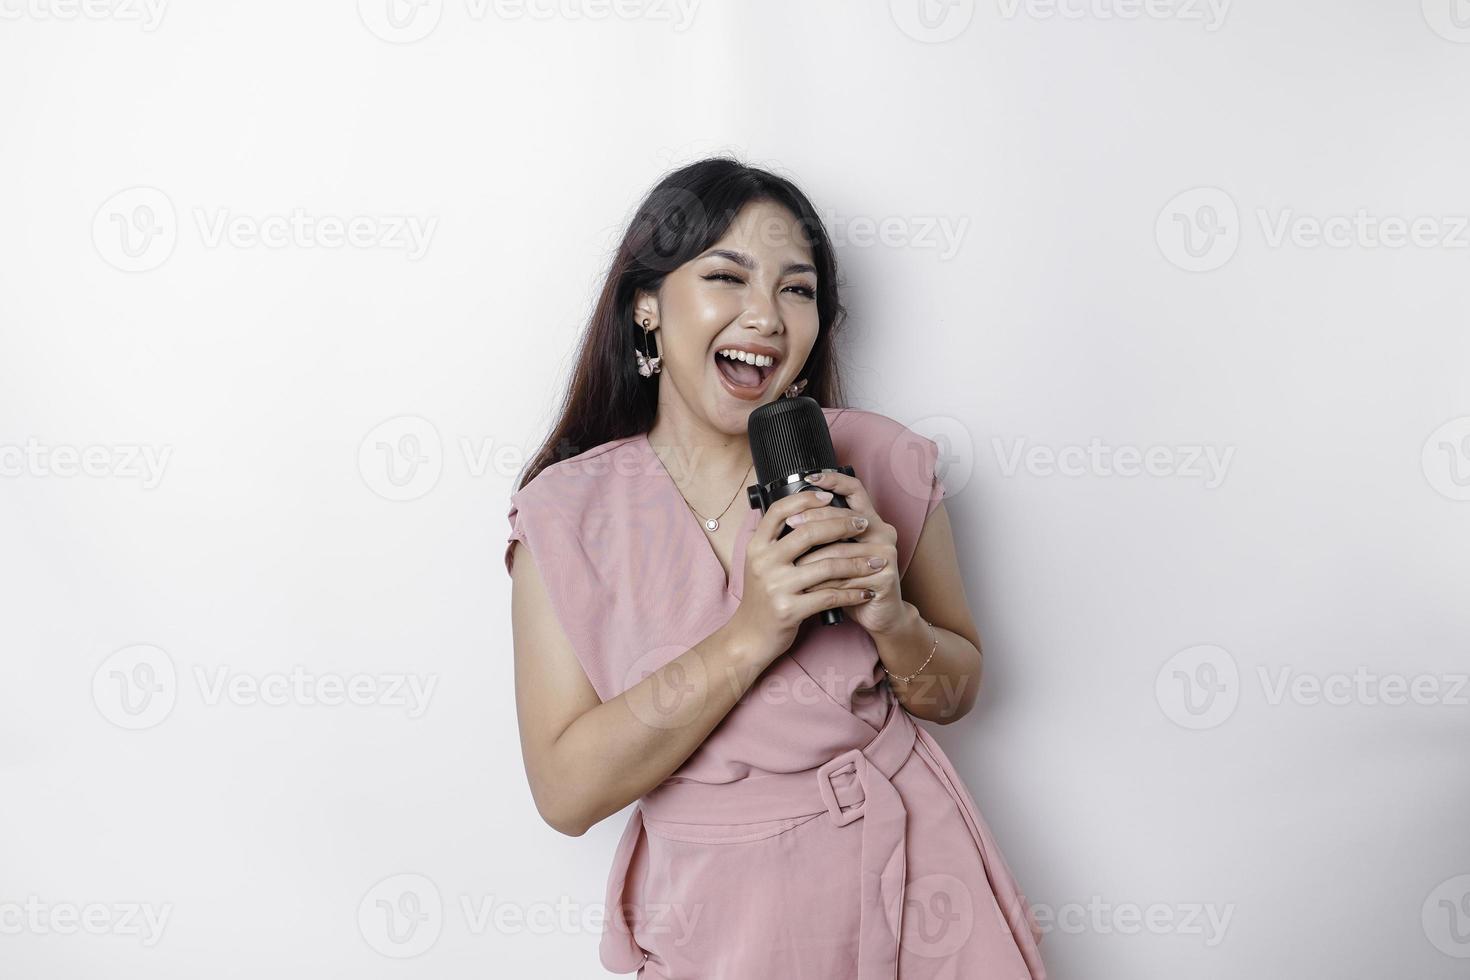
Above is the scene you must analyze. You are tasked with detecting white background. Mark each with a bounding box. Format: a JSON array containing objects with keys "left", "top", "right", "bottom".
[{"left": 2, "top": 0, "right": 1468, "bottom": 977}]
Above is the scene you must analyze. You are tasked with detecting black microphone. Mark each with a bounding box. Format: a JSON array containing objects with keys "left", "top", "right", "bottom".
[{"left": 745, "top": 396, "right": 856, "bottom": 626}]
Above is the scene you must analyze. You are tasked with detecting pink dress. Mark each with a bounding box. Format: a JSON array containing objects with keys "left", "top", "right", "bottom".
[{"left": 505, "top": 406, "right": 1047, "bottom": 979}]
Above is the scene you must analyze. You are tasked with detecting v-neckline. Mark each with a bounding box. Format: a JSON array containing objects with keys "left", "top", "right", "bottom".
[{"left": 641, "top": 433, "right": 758, "bottom": 600}]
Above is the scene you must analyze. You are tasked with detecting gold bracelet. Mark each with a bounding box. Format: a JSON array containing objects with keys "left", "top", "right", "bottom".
[{"left": 883, "top": 617, "right": 938, "bottom": 684}]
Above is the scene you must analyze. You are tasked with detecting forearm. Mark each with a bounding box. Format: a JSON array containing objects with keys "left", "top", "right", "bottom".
[
  {"left": 873, "top": 600, "right": 981, "bottom": 724},
  {"left": 540, "top": 620, "right": 773, "bottom": 835}
]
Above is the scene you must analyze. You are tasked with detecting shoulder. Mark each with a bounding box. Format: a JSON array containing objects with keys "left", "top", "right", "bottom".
[
  {"left": 511, "top": 432, "right": 645, "bottom": 508},
  {"left": 823, "top": 406, "right": 941, "bottom": 476},
  {"left": 821, "top": 406, "right": 946, "bottom": 539},
  {"left": 505, "top": 432, "right": 650, "bottom": 578},
  {"left": 506, "top": 434, "right": 648, "bottom": 571},
  {"left": 823, "top": 406, "right": 924, "bottom": 444}
]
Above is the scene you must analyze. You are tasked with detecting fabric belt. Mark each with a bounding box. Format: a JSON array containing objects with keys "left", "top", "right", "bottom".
[{"left": 601, "top": 702, "right": 919, "bottom": 978}]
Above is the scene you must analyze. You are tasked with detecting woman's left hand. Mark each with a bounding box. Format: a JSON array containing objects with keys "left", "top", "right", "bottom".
[{"left": 783, "top": 469, "right": 908, "bottom": 636}]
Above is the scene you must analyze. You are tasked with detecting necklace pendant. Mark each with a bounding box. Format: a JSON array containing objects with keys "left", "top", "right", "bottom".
[{"left": 705, "top": 518, "right": 719, "bottom": 531}]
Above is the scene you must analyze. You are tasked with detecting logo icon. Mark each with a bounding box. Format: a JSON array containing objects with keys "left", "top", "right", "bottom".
[
  {"left": 1422, "top": 417, "right": 1470, "bottom": 501},
  {"left": 890, "top": 0, "right": 975, "bottom": 43},
  {"left": 1422, "top": 874, "right": 1470, "bottom": 957},
  {"left": 899, "top": 873, "right": 975, "bottom": 958},
  {"left": 898, "top": 415, "right": 974, "bottom": 502},
  {"left": 1155, "top": 644, "right": 1239, "bottom": 730},
  {"left": 93, "top": 644, "right": 178, "bottom": 730},
  {"left": 359, "top": 416, "right": 443, "bottom": 501},
  {"left": 358, "top": 0, "right": 443, "bottom": 43},
  {"left": 93, "top": 187, "right": 177, "bottom": 272},
  {"left": 622, "top": 644, "right": 707, "bottom": 730},
  {"left": 1156, "top": 187, "right": 1239, "bottom": 272},
  {"left": 358, "top": 873, "right": 443, "bottom": 957},
  {"left": 1422, "top": 0, "right": 1470, "bottom": 42}
]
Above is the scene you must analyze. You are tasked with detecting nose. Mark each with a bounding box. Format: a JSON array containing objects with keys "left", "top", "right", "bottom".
[{"left": 740, "top": 295, "right": 782, "bottom": 336}]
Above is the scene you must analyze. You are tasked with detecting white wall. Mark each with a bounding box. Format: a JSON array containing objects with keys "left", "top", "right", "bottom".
[{"left": 2, "top": 1, "right": 1467, "bottom": 977}]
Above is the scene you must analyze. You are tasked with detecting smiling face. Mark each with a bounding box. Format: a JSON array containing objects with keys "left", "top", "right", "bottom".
[{"left": 634, "top": 199, "right": 822, "bottom": 437}]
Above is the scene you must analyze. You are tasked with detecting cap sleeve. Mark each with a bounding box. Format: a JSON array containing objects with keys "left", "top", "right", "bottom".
[
  {"left": 501, "top": 469, "right": 621, "bottom": 703},
  {"left": 920, "top": 435, "right": 948, "bottom": 521},
  {"left": 505, "top": 491, "right": 530, "bottom": 576},
  {"left": 891, "top": 429, "right": 948, "bottom": 577},
  {"left": 828, "top": 409, "right": 949, "bottom": 580}
]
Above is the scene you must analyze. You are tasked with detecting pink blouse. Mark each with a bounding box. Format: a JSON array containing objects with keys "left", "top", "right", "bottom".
[{"left": 506, "top": 407, "right": 1047, "bottom": 979}]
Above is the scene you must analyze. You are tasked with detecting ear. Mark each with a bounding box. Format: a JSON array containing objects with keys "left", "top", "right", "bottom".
[{"left": 631, "top": 289, "right": 660, "bottom": 333}]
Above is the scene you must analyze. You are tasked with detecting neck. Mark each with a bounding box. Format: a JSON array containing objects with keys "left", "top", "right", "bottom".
[{"left": 646, "top": 411, "right": 753, "bottom": 490}]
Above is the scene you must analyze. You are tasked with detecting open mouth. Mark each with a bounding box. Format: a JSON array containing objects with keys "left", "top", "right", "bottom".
[{"left": 713, "top": 346, "right": 779, "bottom": 397}]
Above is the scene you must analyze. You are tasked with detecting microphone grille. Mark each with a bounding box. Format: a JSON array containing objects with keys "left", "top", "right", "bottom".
[{"left": 747, "top": 396, "right": 837, "bottom": 487}]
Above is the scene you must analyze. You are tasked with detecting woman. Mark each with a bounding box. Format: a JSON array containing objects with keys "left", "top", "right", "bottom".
[{"left": 505, "top": 158, "right": 1046, "bottom": 979}]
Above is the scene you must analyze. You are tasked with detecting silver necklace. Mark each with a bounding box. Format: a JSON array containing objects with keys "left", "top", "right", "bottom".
[{"left": 675, "top": 463, "right": 754, "bottom": 532}]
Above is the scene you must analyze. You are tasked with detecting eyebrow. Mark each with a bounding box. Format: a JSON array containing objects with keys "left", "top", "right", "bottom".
[{"left": 700, "top": 248, "right": 817, "bottom": 278}]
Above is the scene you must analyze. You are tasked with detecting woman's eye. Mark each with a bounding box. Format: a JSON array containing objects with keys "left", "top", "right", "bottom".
[{"left": 702, "top": 271, "right": 814, "bottom": 298}]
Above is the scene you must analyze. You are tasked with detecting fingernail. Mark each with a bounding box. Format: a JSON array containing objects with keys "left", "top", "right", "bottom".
[
  {"left": 851, "top": 516, "right": 868, "bottom": 531},
  {"left": 867, "top": 556, "right": 886, "bottom": 569},
  {"left": 814, "top": 490, "right": 833, "bottom": 502},
  {"left": 807, "top": 472, "right": 828, "bottom": 483},
  {"left": 786, "top": 513, "right": 807, "bottom": 526},
  {"left": 863, "top": 589, "right": 876, "bottom": 599}
]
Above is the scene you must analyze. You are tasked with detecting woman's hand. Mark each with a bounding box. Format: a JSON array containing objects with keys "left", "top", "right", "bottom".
[
  {"left": 786, "top": 470, "right": 908, "bottom": 637},
  {"left": 727, "top": 487, "right": 881, "bottom": 663}
]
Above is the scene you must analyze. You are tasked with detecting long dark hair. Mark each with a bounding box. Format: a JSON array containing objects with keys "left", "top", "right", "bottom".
[{"left": 514, "top": 157, "right": 848, "bottom": 491}]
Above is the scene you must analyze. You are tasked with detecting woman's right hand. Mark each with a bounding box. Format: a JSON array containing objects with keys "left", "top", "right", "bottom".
[{"left": 726, "top": 488, "right": 881, "bottom": 663}]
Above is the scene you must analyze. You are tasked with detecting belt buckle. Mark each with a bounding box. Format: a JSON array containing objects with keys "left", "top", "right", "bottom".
[{"left": 816, "top": 748, "right": 865, "bottom": 826}]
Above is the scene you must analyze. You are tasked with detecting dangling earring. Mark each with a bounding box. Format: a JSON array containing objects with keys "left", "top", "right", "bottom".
[
  {"left": 635, "top": 318, "right": 662, "bottom": 377},
  {"left": 782, "top": 377, "right": 808, "bottom": 399}
]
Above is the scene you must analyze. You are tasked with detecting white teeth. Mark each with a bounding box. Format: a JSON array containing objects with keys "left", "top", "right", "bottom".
[{"left": 718, "top": 349, "right": 775, "bottom": 368}]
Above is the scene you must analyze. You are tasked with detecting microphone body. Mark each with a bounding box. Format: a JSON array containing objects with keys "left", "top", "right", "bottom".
[{"left": 745, "top": 397, "right": 856, "bottom": 626}]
